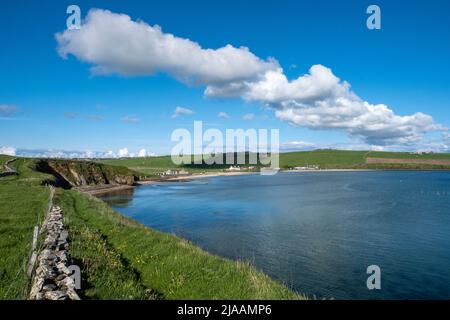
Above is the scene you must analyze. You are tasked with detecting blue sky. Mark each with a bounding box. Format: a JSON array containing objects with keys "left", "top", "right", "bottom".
[{"left": 1, "top": 0, "right": 450, "bottom": 157}]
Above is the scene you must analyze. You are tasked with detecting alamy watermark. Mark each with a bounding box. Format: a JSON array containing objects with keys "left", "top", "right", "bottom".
[
  {"left": 367, "top": 5, "right": 381, "bottom": 30},
  {"left": 366, "top": 265, "right": 381, "bottom": 290},
  {"left": 68, "top": 264, "right": 81, "bottom": 290},
  {"left": 66, "top": 4, "right": 381, "bottom": 31},
  {"left": 66, "top": 5, "right": 81, "bottom": 30},
  {"left": 171, "top": 121, "right": 280, "bottom": 175}
]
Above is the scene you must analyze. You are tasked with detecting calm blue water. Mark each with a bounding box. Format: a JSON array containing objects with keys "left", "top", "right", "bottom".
[{"left": 99, "top": 171, "right": 450, "bottom": 299}]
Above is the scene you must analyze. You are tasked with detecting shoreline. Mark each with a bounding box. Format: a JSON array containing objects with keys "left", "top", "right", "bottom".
[
  {"left": 76, "top": 184, "right": 135, "bottom": 195},
  {"left": 284, "top": 168, "right": 376, "bottom": 173},
  {"left": 79, "top": 172, "right": 257, "bottom": 195},
  {"left": 79, "top": 167, "right": 443, "bottom": 195},
  {"left": 161, "top": 171, "right": 257, "bottom": 181}
]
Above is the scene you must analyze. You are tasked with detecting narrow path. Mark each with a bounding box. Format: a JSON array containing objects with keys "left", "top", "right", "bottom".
[{"left": 0, "top": 158, "right": 18, "bottom": 177}]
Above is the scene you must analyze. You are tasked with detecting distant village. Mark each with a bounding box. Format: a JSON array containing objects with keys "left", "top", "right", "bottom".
[{"left": 159, "top": 165, "right": 258, "bottom": 177}]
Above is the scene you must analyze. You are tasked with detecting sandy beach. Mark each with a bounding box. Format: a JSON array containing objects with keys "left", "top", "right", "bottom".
[{"left": 163, "top": 171, "right": 257, "bottom": 181}]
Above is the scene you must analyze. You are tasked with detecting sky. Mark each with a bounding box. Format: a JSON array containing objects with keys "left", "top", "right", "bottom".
[{"left": 1, "top": 0, "right": 450, "bottom": 157}]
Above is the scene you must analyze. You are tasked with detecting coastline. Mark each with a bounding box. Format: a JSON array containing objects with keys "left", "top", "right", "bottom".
[
  {"left": 81, "top": 169, "right": 378, "bottom": 195},
  {"left": 150, "top": 168, "right": 377, "bottom": 182},
  {"left": 78, "top": 171, "right": 257, "bottom": 195},
  {"left": 160, "top": 171, "right": 257, "bottom": 181},
  {"left": 284, "top": 168, "right": 376, "bottom": 173},
  {"left": 76, "top": 184, "right": 135, "bottom": 195}
]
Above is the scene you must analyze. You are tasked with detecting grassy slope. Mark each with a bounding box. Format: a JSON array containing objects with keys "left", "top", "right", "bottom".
[
  {"left": 100, "top": 156, "right": 175, "bottom": 169},
  {"left": 366, "top": 151, "right": 450, "bottom": 160},
  {"left": 0, "top": 155, "right": 13, "bottom": 167},
  {"left": 101, "top": 150, "right": 450, "bottom": 173},
  {"left": 280, "top": 150, "right": 368, "bottom": 168},
  {"left": 0, "top": 157, "right": 302, "bottom": 299},
  {"left": 280, "top": 150, "right": 450, "bottom": 169},
  {"left": 56, "top": 189, "right": 302, "bottom": 299},
  {"left": 0, "top": 159, "right": 51, "bottom": 299}
]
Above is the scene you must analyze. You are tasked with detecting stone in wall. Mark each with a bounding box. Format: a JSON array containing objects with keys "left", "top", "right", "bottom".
[{"left": 29, "top": 206, "right": 80, "bottom": 300}]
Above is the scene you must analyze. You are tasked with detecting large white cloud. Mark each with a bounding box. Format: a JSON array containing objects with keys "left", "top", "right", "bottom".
[
  {"left": 0, "top": 146, "right": 16, "bottom": 156},
  {"left": 213, "top": 65, "right": 444, "bottom": 146},
  {"left": 56, "top": 9, "right": 277, "bottom": 85},
  {"left": 55, "top": 9, "right": 446, "bottom": 147}
]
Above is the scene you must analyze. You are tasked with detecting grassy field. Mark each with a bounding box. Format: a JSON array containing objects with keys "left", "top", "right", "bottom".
[
  {"left": 0, "top": 158, "right": 52, "bottom": 299},
  {"left": 0, "top": 157, "right": 303, "bottom": 300},
  {"left": 280, "top": 150, "right": 368, "bottom": 169},
  {"left": 365, "top": 151, "right": 450, "bottom": 160},
  {"left": 98, "top": 156, "right": 174, "bottom": 177},
  {"left": 99, "top": 155, "right": 244, "bottom": 177},
  {"left": 0, "top": 155, "right": 13, "bottom": 167},
  {"left": 280, "top": 150, "right": 450, "bottom": 170}
]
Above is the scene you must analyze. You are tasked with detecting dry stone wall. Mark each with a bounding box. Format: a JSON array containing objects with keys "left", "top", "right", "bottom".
[{"left": 29, "top": 205, "right": 80, "bottom": 300}]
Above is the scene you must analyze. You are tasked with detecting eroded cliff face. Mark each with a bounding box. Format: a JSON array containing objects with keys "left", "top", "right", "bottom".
[{"left": 36, "top": 159, "right": 137, "bottom": 187}]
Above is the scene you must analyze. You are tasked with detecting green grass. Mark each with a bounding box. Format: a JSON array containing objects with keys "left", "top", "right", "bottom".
[
  {"left": 56, "top": 189, "right": 303, "bottom": 299},
  {"left": 0, "top": 155, "right": 13, "bottom": 167},
  {"left": 100, "top": 155, "right": 175, "bottom": 169},
  {"left": 365, "top": 151, "right": 450, "bottom": 160},
  {"left": 99, "top": 155, "right": 234, "bottom": 176},
  {"left": 56, "top": 189, "right": 150, "bottom": 299},
  {"left": 0, "top": 182, "right": 49, "bottom": 299},
  {"left": 0, "top": 158, "right": 54, "bottom": 299},
  {"left": 279, "top": 150, "right": 369, "bottom": 169},
  {"left": 0, "top": 158, "right": 54, "bottom": 185},
  {"left": 280, "top": 150, "right": 450, "bottom": 169}
]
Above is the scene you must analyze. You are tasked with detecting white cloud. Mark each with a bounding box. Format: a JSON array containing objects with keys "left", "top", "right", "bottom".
[
  {"left": 238, "top": 65, "right": 443, "bottom": 146},
  {"left": 137, "top": 148, "right": 157, "bottom": 157},
  {"left": 121, "top": 115, "right": 141, "bottom": 124},
  {"left": 55, "top": 9, "right": 447, "bottom": 148},
  {"left": 0, "top": 104, "right": 19, "bottom": 117},
  {"left": 13, "top": 147, "right": 157, "bottom": 159},
  {"left": 172, "top": 106, "right": 195, "bottom": 118},
  {"left": 242, "top": 113, "right": 255, "bottom": 121},
  {"left": 0, "top": 146, "right": 16, "bottom": 156},
  {"left": 243, "top": 65, "right": 346, "bottom": 103},
  {"left": 137, "top": 149, "right": 147, "bottom": 157},
  {"left": 56, "top": 9, "right": 277, "bottom": 85},
  {"left": 281, "top": 141, "right": 316, "bottom": 151},
  {"left": 218, "top": 111, "right": 229, "bottom": 119},
  {"left": 118, "top": 148, "right": 129, "bottom": 157}
]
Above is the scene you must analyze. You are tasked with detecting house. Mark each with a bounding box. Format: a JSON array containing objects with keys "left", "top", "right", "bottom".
[
  {"left": 161, "top": 169, "right": 190, "bottom": 176},
  {"left": 293, "top": 165, "right": 319, "bottom": 170}
]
